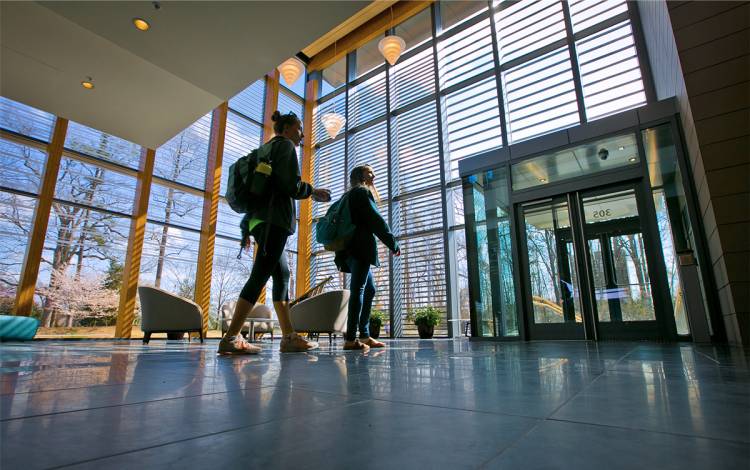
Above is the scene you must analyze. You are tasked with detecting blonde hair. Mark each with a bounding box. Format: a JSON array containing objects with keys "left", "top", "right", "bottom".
[{"left": 349, "top": 164, "right": 380, "bottom": 202}]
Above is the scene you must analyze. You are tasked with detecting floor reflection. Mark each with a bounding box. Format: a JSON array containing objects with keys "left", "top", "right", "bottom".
[{"left": 1, "top": 339, "right": 748, "bottom": 469}]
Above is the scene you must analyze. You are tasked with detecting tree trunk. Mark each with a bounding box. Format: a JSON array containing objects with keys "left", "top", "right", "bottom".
[
  {"left": 154, "top": 187, "right": 174, "bottom": 288},
  {"left": 155, "top": 140, "right": 184, "bottom": 288}
]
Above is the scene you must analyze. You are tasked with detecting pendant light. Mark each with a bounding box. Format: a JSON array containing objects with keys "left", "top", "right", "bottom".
[
  {"left": 278, "top": 57, "right": 304, "bottom": 87},
  {"left": 321, "top": 112, "right": 345, "bottom": 140},
  {"left": 320, "top": 39, "right": 346, "bottom": 140},
  {"left": 379, "top": 6, "right": 405, "bottom": 66}
]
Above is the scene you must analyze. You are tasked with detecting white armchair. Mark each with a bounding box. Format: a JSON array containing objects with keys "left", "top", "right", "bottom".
[
  {"left": 220, "top": 301, "right": 275, "bottom": 341},
  {"left": 289, "top": 290, "right": 350, "bottom": 345},
  {"left": 138, "top": 286, "right": 203, "bottom": 344}
]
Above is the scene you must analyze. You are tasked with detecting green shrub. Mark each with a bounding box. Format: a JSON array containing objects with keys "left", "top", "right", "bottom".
[
  {"left": 369, "top": 309, "right": 385, "bottom": 327},
  {"left": 409, "top": 306, "right": 441, "bottom": 327}
]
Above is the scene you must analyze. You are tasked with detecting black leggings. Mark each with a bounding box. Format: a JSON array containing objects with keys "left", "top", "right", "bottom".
[{"left": 239, "top": 224, "right": 290, "bottom": 303}]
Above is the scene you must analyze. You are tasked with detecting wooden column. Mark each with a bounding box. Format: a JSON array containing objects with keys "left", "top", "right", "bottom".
[
  {"left": 296, "top": 78, "right": 318, "bottom": 298},
  {"left": 263, "top": 69, "right": 281, "bottom": 143},
  {"left": 254, "top": 69, "right": 281, "bottom": 305},
  {"left": 194, "top": 102, "right": 228, "bottom": 337},
  {"left": 14, "top": 117, "right": 68, "bottom": 316},
  {"left": 114, "top": 148, "right": 156, "bottom": 338}
]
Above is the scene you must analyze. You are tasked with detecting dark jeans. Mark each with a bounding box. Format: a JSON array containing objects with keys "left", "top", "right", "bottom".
[
  {"left": 346, "top": 256, "right": 376, "bottom": 342},
  {"left": 239, "top": 224, "right": 290, "bottom": 303}
]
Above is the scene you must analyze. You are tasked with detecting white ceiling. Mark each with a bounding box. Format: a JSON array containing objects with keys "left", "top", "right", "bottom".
[{"left": 0, "top": 1, "right": 367, "bottom": 149}]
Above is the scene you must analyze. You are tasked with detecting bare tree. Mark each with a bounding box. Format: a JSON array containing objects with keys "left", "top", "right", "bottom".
[{"left": 150, "top": 130, "right": 205, "bottom": 290}]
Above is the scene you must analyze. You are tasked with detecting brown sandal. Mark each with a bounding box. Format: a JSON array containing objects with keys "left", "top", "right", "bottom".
[
  {"left": 343, "top": 339, "right": 370, "bottom": 351},
  {"left": 218, "top": 335, "right": 261, "bottom": 355},
  {"left": 360, "top": 337, "right": 385, "bottom": 348}
]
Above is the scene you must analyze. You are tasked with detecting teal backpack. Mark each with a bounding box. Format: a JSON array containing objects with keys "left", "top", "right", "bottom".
[
  {"left": 316, "top": 191, "right": 356, "bottom": 251},
  {"left": 225, "top": 142, "right": 273, "bottom": 214}
]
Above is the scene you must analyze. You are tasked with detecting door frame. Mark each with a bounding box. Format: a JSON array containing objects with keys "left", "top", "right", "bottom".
[
  {"left": 462, "top": 108, "right": 724, "bottom": 343},
  {"left": 575, "top": 181, "right": 673, "bottom": 340},
  {"left": 516, "top": 195, "right": 586, "bottom": 340},
  {"left": 514, "top": 178, "right": 678, "bottom": 341}
]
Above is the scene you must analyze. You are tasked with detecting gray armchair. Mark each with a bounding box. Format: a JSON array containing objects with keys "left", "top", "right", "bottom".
[
  {"left": 289, "top": 290, "right": 350, "bottom": 345},
  {"left": 138, "top": 286, "right": 203, "bottom": 344},
  {"left": 220, "top": 301, "right": 275, "bottom": 341}
]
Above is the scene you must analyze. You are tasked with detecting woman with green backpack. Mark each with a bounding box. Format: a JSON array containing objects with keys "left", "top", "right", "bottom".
[
  {"left": 335, "top": 165, "right": 400, "bottom": 351},
  {"left": 219, "top": 111, "right": 330, "bottom": 355}
]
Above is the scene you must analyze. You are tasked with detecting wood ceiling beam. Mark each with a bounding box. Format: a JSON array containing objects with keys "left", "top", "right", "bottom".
[{"left": 307, "top": 0, "right": 433, "bottom": 72}]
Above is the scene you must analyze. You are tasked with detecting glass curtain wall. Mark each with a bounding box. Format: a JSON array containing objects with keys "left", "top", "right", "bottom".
[
  {"left": 0, "top": 98, "right": 55, "bottom": 321},
  {"left": 1, "top": 68, "right": 293, "bottom": 338},
  {"left": 1, "top": 97, "right": 143, "bottom": 337},
  {"left": 308, "top": 0, "right": 648, "bottom": 337}
]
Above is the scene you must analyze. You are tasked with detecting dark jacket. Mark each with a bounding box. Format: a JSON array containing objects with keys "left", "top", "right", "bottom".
[
  {"left": 242, "top": 136, "right": 312, "bottom": 236},
  {"left": 335, "top": 186, "right": 399, "bottom": 273}
]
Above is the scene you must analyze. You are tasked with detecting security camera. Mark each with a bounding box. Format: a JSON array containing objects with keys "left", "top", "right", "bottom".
[{"left": 598, "top": 148, "right": 609, "bottom": 161}]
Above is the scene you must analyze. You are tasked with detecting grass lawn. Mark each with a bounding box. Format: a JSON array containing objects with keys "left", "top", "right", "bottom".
[{"left": 36, "top": 326, "right": 225, "bottom": 340}]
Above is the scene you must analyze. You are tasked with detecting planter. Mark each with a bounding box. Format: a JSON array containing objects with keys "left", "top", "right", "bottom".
[
  {"left": 369, "top": 322, "right": 381, "bottom": 339},
  {"left": 167, "top": 332, "right": 185, "bottom": 340},
  {"left": 417, "top": 324, "right": 434, "bottom": 339}
]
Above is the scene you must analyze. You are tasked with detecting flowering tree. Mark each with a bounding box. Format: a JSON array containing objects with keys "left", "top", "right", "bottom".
[{"left": 36, "top": 269, "right": 119, "bottom": 326}]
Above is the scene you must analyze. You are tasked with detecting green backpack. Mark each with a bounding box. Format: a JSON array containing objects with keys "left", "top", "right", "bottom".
[
  {"left": 316, "top": 191, "right": 356, "bottom": 251},
  {"left": 225, "top": 142, "right": 273, "bottom": 214}
]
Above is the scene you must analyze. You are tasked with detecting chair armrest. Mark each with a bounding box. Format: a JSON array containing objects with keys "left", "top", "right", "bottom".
[
  {"left": 290, "top": 290, "right": 349, "bottom": 333},
  {"left": 139, "top": 286, "right": 203, "bottom": 331}
]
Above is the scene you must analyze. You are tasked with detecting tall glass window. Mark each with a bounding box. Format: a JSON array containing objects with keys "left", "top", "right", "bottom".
[
  {"left": 463, "top": 168, "right": 517, "bottom": 337},
  {"left": 139, "top": 113, "right": 210, "bottom": 333},
  {"left": 306, "top": 0, "right": 649, "bottom": 337},
  {"left": 43, "top": 119, "right": 139, "bottom": 336},
  {"left": 0, "top": 97, "right": 51, "bottom": 316},
  {"left": 643, "top": 124, "right": 711, "bottom": 337}
]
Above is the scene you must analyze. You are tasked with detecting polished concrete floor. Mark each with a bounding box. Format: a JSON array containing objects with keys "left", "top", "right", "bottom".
[{"left": 1, "top": 339, "right": 748, "bottom": 469}]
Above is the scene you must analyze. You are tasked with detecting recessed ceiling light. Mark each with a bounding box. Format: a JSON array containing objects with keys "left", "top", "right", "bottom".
[
  {"left": 133, "top": 18, "right": 150, "bottom": 31},
  {"left": 539, "top": 178, "right": 547, "bottom": 183},
  {"left": 81, "top": 77, "right": 94, "bottom": 89},
  {"left": 618, "top": 146, "right": 625, "bottom": 151},
  {"left": 628, "top": 157, "right": 637, "bottom": 163}
]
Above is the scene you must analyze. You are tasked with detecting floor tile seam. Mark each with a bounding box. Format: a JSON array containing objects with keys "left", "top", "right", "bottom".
[
  {"left": 476, "top": 417, "right": 546, "bottom": 469},
  {"left": 362, "top": 394, "right": 548, "bottom": 421},
  {"left": 598, "top": 367, "right": 750, "bottom": 384},
  {"left": 538, "top": 376, "right": 602, "bottom": 419},
  {"left": 533, "top": 346, "right": 639, "bottom": 420},
  {"left": 540, "top": 361, "right": 615, "bottom": 420},
  {"left": 602, "top": 344, "right": 641, "bottom": 373},
  {"left": 0, "top": 362, "right": 285, "bottom": 385},
  {"left": 692, "top": 349, "right": 722, "bottom": 365},
  {"left": 0, "top": 380, "right": 142, "bottom": 397},
  {"left": 0, "top": 369, "right": 245, "bottom": 396},
  {"left": 0, "top": 384, "right": 280, "bottom": 423},
  {"left": 543, "top": 416, "right": 750, "bottom": 445},
  {"left": 46, "top": 397, "right": 374, "bottom": 470}
]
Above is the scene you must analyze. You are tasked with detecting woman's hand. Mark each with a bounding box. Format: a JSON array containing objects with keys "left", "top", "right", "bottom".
[
  {"left": 312, "top": 188, "right": 331, "bottom": 202},
  {"left": 394, "top": 249, "right": 401, "bottom": 257}
]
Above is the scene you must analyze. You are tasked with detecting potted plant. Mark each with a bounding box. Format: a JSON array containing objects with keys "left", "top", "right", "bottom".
[
  {"left": 369, "top": 309, "right": 385, "bottom": 339},
  {"left": 410, "top": 307, "right": 441, "bottom": 339}
]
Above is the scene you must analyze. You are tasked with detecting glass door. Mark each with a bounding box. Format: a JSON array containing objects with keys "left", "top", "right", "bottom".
[
  {"left": 579, "top": 186, "right": 662, "bottom": 340},
  {"left": 519, "top": 197, "right": 585, "bottom": 339},
  {"left": 519, "top": 184, "right": 668, "bottom": 340}
]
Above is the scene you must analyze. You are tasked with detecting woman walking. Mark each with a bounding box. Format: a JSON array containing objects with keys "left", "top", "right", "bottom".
[
  {"left": 336, "top": 165, "right": 400, "bottom": 351},
  {"left": 219, "top": 111, "right": 330, "bottom": 355}
]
